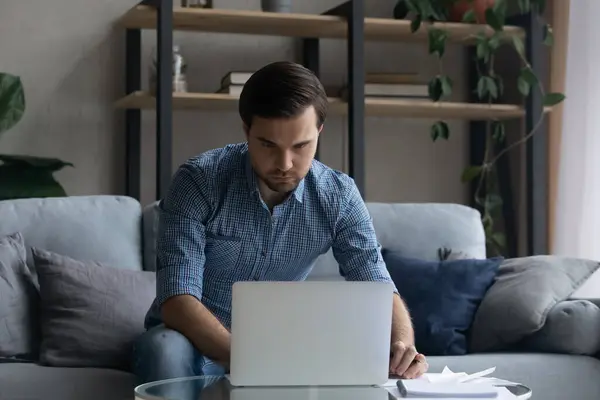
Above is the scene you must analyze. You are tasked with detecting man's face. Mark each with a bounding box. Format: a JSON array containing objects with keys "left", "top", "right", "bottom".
[{"left": 245, "top": 106, "right": 322, "bottom": 194}]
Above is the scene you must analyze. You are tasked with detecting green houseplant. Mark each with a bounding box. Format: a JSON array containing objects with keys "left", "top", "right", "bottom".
[
  {"left": 396, "top": 0, "right": 565, "bottom": 255},
  {"left": 0, "top": 73, "right": 73, "bottom": 200}
]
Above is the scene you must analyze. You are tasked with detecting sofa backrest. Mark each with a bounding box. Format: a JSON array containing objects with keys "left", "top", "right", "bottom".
[
  {"left": 142, "top": 201, "right": 486, "bottom": 278},
  {"left": 308, "top": 202, "right": 487, "bottom": 279},
  {"left": 0, "top": 195, "right": 143, "bottom": 271}
]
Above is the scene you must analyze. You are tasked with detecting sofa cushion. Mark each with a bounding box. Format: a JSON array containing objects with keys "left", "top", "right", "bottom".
[
  {"left": 0, "top": 195, "right": 143, "bottom": 272},
  {"left": 308, "top": 203, "right": 487, "bottom": 279},
  {"left": 382, "top": 250, "right": 502, "bottom": 356},
  {"left": 142, "top": 201, "right": 160, "bottom": 272},
  {"left": 520, "top": 299, "right": 600, "bottom": 356},
  {"left": 0, "top": 362, "right": 135, "bottom": 400},
  {"left": 0, "top": 232, "right": 39, "bottom": 360},
  {"left": 470, "top": 255, "right": 600, "bottom": 352},
  {"left": 32, "top": 248, "right": 155, "bottom": 370}
]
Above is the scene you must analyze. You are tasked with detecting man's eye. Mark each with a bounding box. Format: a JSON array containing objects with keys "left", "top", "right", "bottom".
[{"left": 262, "top": 142, "right": 274, "bottom": 147}]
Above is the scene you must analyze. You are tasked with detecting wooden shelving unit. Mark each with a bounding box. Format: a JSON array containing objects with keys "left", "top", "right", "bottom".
[
  {"left": 117, "top": 1, "right": 551, "bottom": 256},
  {"left": 119, "top": 4, "right": 524, "bottom": 43},
  {"left": 116, "top": 90, "right": 532, "bottom": 120}
]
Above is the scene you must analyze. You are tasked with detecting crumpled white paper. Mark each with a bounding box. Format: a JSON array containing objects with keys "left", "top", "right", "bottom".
[
  {"left": 381, "top": 366, "right": 524, "bottom": 399},
  {"left": 424, "top": 366, "right": 522, "bottom": 387}
]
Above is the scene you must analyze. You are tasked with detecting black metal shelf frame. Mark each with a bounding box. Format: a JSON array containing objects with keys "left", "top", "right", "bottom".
[{"left": 123, "top": 0, "right": 548, "bottom": 256}]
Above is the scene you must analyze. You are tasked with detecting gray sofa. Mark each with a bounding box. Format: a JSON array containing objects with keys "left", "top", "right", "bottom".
[{"left": 1, "top": 195, "right": 599, "bottom": 400}]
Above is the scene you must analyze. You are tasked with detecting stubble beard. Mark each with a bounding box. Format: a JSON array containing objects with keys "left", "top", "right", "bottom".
[{"left": 262, "top": 176, "right": 300, "bottom": 194}]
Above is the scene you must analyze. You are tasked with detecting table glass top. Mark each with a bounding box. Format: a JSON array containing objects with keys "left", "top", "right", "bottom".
[
  {"left": 134, "top": 376, "right": 395, "bottom": 400},
  {"left": 134, "top": 376, "right": 532, "bottom": 400}
]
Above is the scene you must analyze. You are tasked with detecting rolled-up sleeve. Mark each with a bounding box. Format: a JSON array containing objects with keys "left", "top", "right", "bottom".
[
  {"left": 156, "top": 164, "right": 211, "bottom": 307},
  {"left": 331, "top": 178, "right": 398, "bottom": 293}
]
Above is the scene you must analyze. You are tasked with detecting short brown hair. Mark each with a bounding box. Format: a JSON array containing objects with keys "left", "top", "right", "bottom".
[{"left": 239, "top": 61, "right": 328, "bottom": 129}]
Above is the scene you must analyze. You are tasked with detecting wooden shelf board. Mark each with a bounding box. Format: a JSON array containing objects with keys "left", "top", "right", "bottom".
[
  {"left": 115, "top": 91, "right": 539, "bottom": 120},
  {"left": 119, "top": 6, "right": 524, "bottom": 42}
]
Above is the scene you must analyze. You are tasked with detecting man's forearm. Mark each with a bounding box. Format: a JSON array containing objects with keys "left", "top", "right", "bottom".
[
  {"left": 391, "top": 293, "right": 415, "bottom": 346},
  {"left": 161, "top": 294, "right": 231, "bottom": 365}
]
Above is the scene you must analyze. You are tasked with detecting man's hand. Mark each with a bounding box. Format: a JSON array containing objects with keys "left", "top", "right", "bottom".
[{"left": 389, "top": 340, "right": 428, "bottom": 379}]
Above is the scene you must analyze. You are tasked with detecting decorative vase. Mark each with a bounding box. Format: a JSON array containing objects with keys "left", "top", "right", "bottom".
[
  {"left": 261, "top": 0, "right": 292, "bottom": 13},
  {"left": 449, "top": 0, "right": 495, "bottom": 24}
]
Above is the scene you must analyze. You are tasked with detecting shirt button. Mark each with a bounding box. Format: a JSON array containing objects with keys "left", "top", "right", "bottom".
[{"left": 261, "top": 250, "right": 267, "bottom": 257}]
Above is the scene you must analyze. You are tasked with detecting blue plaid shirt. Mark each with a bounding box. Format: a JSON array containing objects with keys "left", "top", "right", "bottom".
[{"left": 145, "top": 142, "right": 396, "bottom": 330}]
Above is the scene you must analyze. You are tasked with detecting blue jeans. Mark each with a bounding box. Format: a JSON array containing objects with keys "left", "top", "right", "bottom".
[{"left": 132, "top": 324, "right": 226, "bottom": 385}]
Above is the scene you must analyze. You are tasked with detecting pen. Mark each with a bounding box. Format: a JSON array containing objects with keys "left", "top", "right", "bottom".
[{"left": 396, "top": 380, "right": 408, "bottom": 398}]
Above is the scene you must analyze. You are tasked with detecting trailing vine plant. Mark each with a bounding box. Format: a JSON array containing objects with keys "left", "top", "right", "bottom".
[{"left": 399, "top": 0, "right": 565, "bottom": 255}]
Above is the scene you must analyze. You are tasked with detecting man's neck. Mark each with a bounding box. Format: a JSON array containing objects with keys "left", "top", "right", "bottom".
[{"left": 258, "top": 180, "right": 288, "bottom": 212}]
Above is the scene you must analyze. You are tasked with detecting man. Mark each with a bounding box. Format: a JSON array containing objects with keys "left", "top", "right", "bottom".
[{"left": 132, "top": 61, "right": 428, "bottom": 384}]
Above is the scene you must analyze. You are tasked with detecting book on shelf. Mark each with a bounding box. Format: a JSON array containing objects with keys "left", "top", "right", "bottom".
[
  {"left": 220, "top": 71, "right": 254, "bottom": 87},
  {"left": 217, "top": 84, "right": 244, "bottom": 96},
  {"left": 365, "top": 72, "right": 421, "bottom": 85},
  {"left": 339, "top": 82, "right": 430, "bottom": 101}
]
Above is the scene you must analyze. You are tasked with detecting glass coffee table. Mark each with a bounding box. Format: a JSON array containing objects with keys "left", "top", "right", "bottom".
[{"left": 134, "top": 376, "right": 532, "bottom": 400}]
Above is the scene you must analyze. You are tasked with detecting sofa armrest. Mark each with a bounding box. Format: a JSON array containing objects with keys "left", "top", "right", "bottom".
[{"left": 521, "top": 300, "right": 600, "bottom": 356}]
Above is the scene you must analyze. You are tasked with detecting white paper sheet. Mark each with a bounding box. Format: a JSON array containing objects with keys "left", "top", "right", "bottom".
[
  {"left": 381, "top": 366, "right": 521, "bottom": 388},
  {"left": 384, "top": 386, "right": 518, "bottom": 399}
]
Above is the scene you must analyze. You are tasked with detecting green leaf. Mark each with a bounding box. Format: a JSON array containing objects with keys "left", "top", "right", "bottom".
[
  {"left": 438, "top": 121, "right": 449, "bottom": 140},
  {"left": 428, "top": 28, "right": 448, "bottom": 58},
  {"left": 410, "top": 14, "right": 422, "bottom": 33},
  {"left": 543, "top": 24, "right": 554, "bottom": 46},
  {"left": 493, "top": 0, "right": 508, "bottom": 17},
  {"left": 485, "top": 193, "right": 503, "bottom": 210},
  {"left": 476, "top": 76, "right": 498, "bottom": 100},
  {"left": 430, "top": 121, "right": 449, "bottom": 142},
  {"left": 0, "top": 154, "right": 74, "bottom": 171},
  {"left": 488, "top": 33, "right": 502, "bottom": 51},
  {"left": 430, "top": 124, "right": 439, "bottom": 142},
  {"left": 485, "top": 7, "right": 504, "bottom": 32},
  {"left": 518, "top": 0, "right": 531, "bottom": 13},
  {"left": 518, "top": 76, "right": 531, "bottom": 97},
  {"left": 0, "top": 159, "right": 71, "bottom": 201},
  {"left": 462, "top": 9, "right": 476, "bottom": 23},
  {"left": 440, "top": 75, "right": 453, "bottom": 97},
  {"left": 428, "top": 77, "right": 443, "bottom": 102},
  {"left": 461, "top": 165, "right": 483, "bottom": 182},
  {"left": 494, "top": 75, "right": 505, "bottom": 97},
  {"left": 0, "top": 73, "right": 26, "bottom": 136},
  {"left": 543, "top": 92, "right": 566, "bottom": 106},
  {"left": 476, "top": 38, "right": 490, "bottom": 62},
  {"left": 532, "top": 0, "right": 546, "bottom": 14},
  {"left": 518, "top": 67, "right": 538, "bottom": 97},
  {"left": 491, "top": 232, "right": 506, "bottom": 248},
  {"left": 486, "top": 77, "right": 498, "bottom": 99},
  {"left": 404, "top": 0, "right": 419, "bottom": 13},
  {"left": 521, "top": 67, "right": 538, "bottom": 84},
  {"left": 492, "top": 121, "right": 505, "bottom": 142},
  {"left": 512, "top": 36, "right": 526, "bottom": 58}
]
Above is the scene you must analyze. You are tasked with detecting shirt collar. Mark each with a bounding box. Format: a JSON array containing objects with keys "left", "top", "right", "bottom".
[{"left": 244, "top": 151, "right": 305, "bottom": 203}]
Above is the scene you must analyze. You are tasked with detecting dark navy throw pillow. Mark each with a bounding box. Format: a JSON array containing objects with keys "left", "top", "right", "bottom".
[{"left": 381, "top": 249, "right": 502, "bottom": 356}]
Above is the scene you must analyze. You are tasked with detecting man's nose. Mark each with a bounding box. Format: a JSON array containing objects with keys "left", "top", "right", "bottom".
[{"left": 276, "top": 151, "right": 293, "bottom": 171}]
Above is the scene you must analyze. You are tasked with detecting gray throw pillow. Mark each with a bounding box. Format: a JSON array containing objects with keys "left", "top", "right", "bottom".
[
  {"left": 0, "top": 232, "right": 39, "bottom": 359},
  {"left": 32, "top": 247, "right": 156, "bottom": 370},
  {"left": 469, "top": 255, "right": 600, "bottom": 352}
]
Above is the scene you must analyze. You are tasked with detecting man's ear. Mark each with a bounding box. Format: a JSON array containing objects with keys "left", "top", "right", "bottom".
[
  {"left": 243, "top": 123, "right": 250, "bottom": 138},
  {"left": 318, "top": 124, "right": 324, "bottom": 134}
]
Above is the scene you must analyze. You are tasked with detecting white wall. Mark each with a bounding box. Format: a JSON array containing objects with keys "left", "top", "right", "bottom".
[{"left": 0, "top": 0, "right": 470, "bottom": 207}]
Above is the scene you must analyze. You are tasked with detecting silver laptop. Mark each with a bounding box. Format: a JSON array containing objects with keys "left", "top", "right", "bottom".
[{"left": 228, "top": 281, "right": 394, "bottom": 387}]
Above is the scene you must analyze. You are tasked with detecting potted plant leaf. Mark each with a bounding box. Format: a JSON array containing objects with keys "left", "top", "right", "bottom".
[
  {"left": 395, "top": 0, "right": 565, "bottom": 255},
  {"left": 0, "top": 73, "right": 73, "bottom": 201}
]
